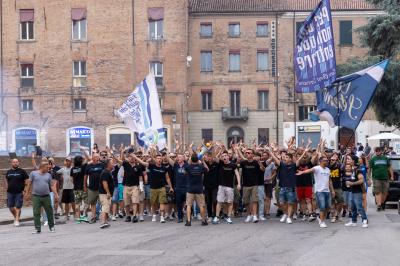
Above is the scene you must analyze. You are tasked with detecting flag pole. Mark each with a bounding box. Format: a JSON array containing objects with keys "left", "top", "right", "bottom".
[{"left": 337, "top": 84, "right": 341, "bottom": 149}]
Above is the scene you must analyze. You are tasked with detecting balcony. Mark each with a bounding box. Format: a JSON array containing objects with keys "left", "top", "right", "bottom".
[{"left": 221, "top": 107, "right": 249, "bottom": 121}]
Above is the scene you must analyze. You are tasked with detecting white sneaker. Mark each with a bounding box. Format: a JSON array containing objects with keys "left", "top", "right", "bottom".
[
  {"left": 212, "top": 217, "right": 220, "bottom": 224},
  {"left": 139, "top": 215, "right": 144, "bottom": 222},
  {"left": 317, "top": 217, "right": 321, "bottom": 225},
  {"left": 196, "top": 214, "right": 202, "bottom": 220},
  {"left": 44, "top": 221, "right": 48, "bottom": 226},
  {"left": 152, "top": 215, "right": 157, "bottom": 222},
  {"left": 252, "top": 215, "right": 259, "bottom": 223},
  {"left": 362, "top": 220, "right": 368, "bottom": 228},
  {"left": 225, "top": 217, "right": 233, "bottom": 224},
  {"left": 345, "top": 221, "right": 357, "bottom": 227},
  {"left": 280, "top": 214, "right": 288, "bottom": 223},
  {"left": 293, "top": 214, "right": 298, "bottom": 220},
  {"left": 244, "top": 215, "right": 252, "bottom": 223},
  {"left": 286, "top": 217, "right": 293, "bottom": 224},
  {"left": 320, "top": 222, "right": 327, "bottom": 228},
  {"left": 160, "top": 216, "right": 166, "bottom": 223},
  {"left": 14, "top": 220, "right": 20, "bottom": 227},
  {"left": 111, "top": 215, "right": 116, "bottom": 221},
  {"left": 259, "top": 215, "right": 267, "bottom": 221},
  {"left": 301, "top": 215, "right": 307, "bottom": 221}
]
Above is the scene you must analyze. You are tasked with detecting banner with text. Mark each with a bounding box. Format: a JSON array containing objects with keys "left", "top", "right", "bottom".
[{"left": 295, "top": 0, "right": 336, "bottom": 93}]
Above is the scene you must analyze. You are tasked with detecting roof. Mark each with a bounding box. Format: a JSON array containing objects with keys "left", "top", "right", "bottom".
[{"left": 188, "top": 0, "right": 378, "bottom": 14}]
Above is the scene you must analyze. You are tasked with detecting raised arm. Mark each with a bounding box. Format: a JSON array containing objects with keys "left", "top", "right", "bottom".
[
  {"left": 133, "top": 153, "right": 149, "bottom": 167},
  {"left": 234, "top": 169, "right": 241, "bottom": 190},
  {"left": 267, "top": 148, "right": 281, "bottom": 166}
]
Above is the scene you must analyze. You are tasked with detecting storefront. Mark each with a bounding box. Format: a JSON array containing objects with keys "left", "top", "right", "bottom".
[
  {"left": 14, "top": 128, "right": 39, "bottom": 156},
  {"left": 66, "top": 126, "right": 93, "bottom": 156}
]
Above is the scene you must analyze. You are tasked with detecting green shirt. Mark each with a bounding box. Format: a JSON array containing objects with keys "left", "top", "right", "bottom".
[{"left": 369, "top": 155, "right": 390, "bottom": 180}]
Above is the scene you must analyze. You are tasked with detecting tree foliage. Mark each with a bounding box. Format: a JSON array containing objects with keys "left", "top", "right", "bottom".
[{"left": 338, "top": 0, "right": 400, "bottom": 127}]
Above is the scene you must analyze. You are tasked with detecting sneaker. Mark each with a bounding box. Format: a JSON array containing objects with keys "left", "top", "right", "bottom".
[
  {"left": 14, "top": 221, "right": 20, "bottom": 227},
  {"left": 111, "top": 215, "right": 116, "bottom": 221},
  {"left": 177, "top": 218, "right": 183, "bottom": 223},
  {"left": 293, "top": 214, "right": 298, "bottom": 220},
  {"left": 207, "top": 217, "right": 212, "bottom": 223},
  {"left": 345, "top": 221, "right": 357, "bottom": 227},
  {"left": 225, "top": 217, "right": 233, "bottom": 224},
  {"left": 337, "top": 216, "right": 343, "bottom": 222},
  {"left": 362, "top": 219, "right": 368, "bottom": 228},
  {"left": 301, "top": 215, "right": 307, "bottom": 221},
  {"left": 32, "top": 230, "right": 41, "bottom": 234},
  {"left": 280, "top": 214, "right": 288, "bottom": 223},
  {"left": 125, "top": 216, "right": 131, "bottom": 222},
  {"left": 197, "top": 214, "right": 202, "bottom": 220},
  {"left": 201, "top": 220, "right": 208, "bottom": 226},
  {"left": 308, "top": 215, "right": 316, "bottom": 222},
  {"left": 259, "top": 215, "right": 267, "bottom": 221},
  {"left": 319, "top": 222, "right": 327, "bottom": 228},
  {"left": 89, "top": 218, "right": 96, "bottom": 224},
  {"left": 80, "top": 216, "right": 89, "bottom": 223},
  {"left": 244, "top": 215, "right": 252, "bottom": 223},
  {"left": 331, "top": 216, "right": 337, "bottom": 223},
  {"left": 376, "top": 205, "right": 382, "bottom": 212},
  {"left": 348, "top": 211, "right": 352, "bottom": 218},
  {"left": 118, "top": 212, "right": 124, "bottom": 218},
  {"left": 276, "top": 209, "right": 284, "bottom": 217},
  {"left": 185, "top": 220, "right": 191, "bottom": 226},
  {"left": 49, "top": 227, "right": 55, "bottom": 233},
  {"left": 99, "top": 223, "right": 108, "bottom": 229},
  {"left": 169, "top": 214, "right": 175, "bottom": 220},
  {"left": 152, "top": 215, "right": 157, "bottom": 222},
  {"left": 160, "top": 216, "right": 166, "bottom": 223},
  {"left": 252, "top": 215, "right": 259, "bottom": 223},
  {"left": 44, "top": 221, "right": 48, "bottom": 226},
  {"left": 317, "top": 217, "right": 321, "bottom": 225},
  {"left": 342, "top": 210, "right": 347, "bottom": 218},
  {"left": 286, "top": 218, "right": 293, "bottom": 224},
  {"left": 132, "top": 216, "right": 139, "bottom": 223},
  {"left": 139, "top": 215, "right": 144, "bottom": 222},
  {"left": 212, "top": 217, "right": 220, "bottom": 224}
]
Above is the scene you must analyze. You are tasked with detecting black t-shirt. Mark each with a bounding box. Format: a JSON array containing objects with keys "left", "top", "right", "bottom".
[
  {"left": 50, "top": 165, "right": 62, "bottom": 189},
  {"left": 296, "top": 163, "right": 314, "bottom": 187},
  {"left": 278, "top": 162, "right": 297, "bottom": 188},
  {"left": 257, "top": 161, "right": 266, "bottom": 186},
  {"left": 70, "top": 164, "right": 86, "bottom": 190},
  {"left": 349, "top": 173, "right": 363, "bottom": 193},
  {"left": 240, "top": 160, "right": 260, "bottom": 187},
  {"left": 122, "top": 161, "right": 144, "bottom": 186},
  {"left": 342, "top": 172, "right": 354, "bottom": 192},
  {"left": 185, "top": 164, "right": 206, "bottom": 194},
  {"left": 99, "top": 169, "right": 115, "bottom": 195},
  {"left": 112, "top": 164, "right": 119, "bottom": 186},
  {"left": 5, "top": 168, "right": 29, "bottom": 193},
  {"left": 329, "top": 164, "right": 342, "bottom": 189},
  {"left": 148, "top": 164, "right": 167, "bottom": 189},
  {"left": 204, "top": 161, "right": 219, "bottom": 189},
  {"left": 218, "top": 162, "right": 237, "bottom": 188},
  {"left": 85, "top": 163, "right": 105, "bottom": 191}
]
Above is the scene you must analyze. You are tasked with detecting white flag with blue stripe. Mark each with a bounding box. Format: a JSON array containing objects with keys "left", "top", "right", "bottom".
[{"left": 117, "top": 73, "right": 166, "bottom": 149}]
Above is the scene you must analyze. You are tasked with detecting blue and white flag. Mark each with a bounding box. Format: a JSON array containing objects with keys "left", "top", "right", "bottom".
[
  {"left": 310, "top": 60, "right": 389, "bottom": 130},
  {"left": 295, "top": 0, "right": 336, "bottom": 93},
  {"left": 117, "top": 73, "right": 166, "bottom": 149}
]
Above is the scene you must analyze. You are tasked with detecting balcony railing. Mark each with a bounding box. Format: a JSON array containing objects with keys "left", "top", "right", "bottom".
[{"left": 221, "top": 107, "right": 249, "bottom": 121}]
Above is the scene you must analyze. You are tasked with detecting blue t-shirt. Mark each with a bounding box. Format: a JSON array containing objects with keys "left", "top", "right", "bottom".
[
  {"left": 173, "top": 162, "right": 188, "bottom": 190},
  {"left": 185, "top": 164, "right": 206, "bottom": 194}
]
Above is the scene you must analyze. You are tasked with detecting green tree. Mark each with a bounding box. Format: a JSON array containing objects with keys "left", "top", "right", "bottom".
[{"left": 338, "top": 0, "right": 400, "bottom": 127}]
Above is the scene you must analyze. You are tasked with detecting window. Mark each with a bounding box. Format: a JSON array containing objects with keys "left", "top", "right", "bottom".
[
  {"left": 296, "top": 22, "right": 303, "bottom": 36},
  {"left": 71, "top": 8, "right": 87, "bottom": 40},
  {"left": 201, "top": 51, "right": 213, "bottom": 72},
  {"left": 258, "top": 91, "right": 269, "bottom": 110},
  {"left": 20, "top": 9, "right": 34, "bottom": 40},
  {"left": 21, "top": 99, "right": 33, "bottom": 112},
  {"left": 150, "top": 62, "right": 163, "bottom": 86},
  {"left": 229, "top": 50, "right": 241, "bottom": 72},
  {"left": 200, "top": 23, "right": 212, "bottom": 37},
  {"left": 258, "top": 128, "right": 269, "bottom": 145},
  {"left": 230, "top": 91, "right": 241, "bottom": 116},
  {"left": 229, "top": 23, "right": 240, "bottom": 37},
  {"left": 201, "top": 91, "right": 212, "bottom": 111},
  {"left": 257, "top": 50, "right": 268, "bottom": 71},
  {"left": 73, "top": 61, "right": 87, "bottom": 87},
  {"left": 148, "top": 7, "right": 164, "bottom": 40},
  {"left": 73, "top": 99, "right": 86, "bottom": 111},
  {"left": 299, "top": 105, "right": 316, "bottom": 121},
  {"left": 202, "top": 129, "right": 213, "bottom": 142},
  {"left": 340, "top": 21, "right": 353, "bottom": 45},
  {"left": 257, "top": 22, "right": 268, "bottom": 37},
  {"left": 20, "top": 64, "right": 34, "bottom": 87}
]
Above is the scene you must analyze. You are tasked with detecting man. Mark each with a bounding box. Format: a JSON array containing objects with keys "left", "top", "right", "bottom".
[
  {"left": 329, "top": 154, "right": 344, "bottom": 222},
  {"left": 212, "top": 152, "right": 241, "bottom": 225},
  {"left": 184, "top": 153, "right": 209, "bottom": 226},
  {"left": 369, "top": 147, "right": 394, "bottom": 211},
  {"left": 263, "top": 153, "right": 276, "bottom": 218},
  {"left": 167, "top": 153, "right": 188, "bottom": 223},
  {"left": 99, "top": 159, "right": 114, "bottom": 229},
  {"left": 26, "top": 162, "right": 58, "bottom": 234},
  {"left": 48, "top": 158, "right": 62, "bottom": 217},
  {"left": 84, "top": 153, "right": 105, "bottom": 223},
  {"left": 70, "top": 155, "right": 88, "bottom": 223},
  {"left": 203, "top": 152, "right": 219, "bottom": 221},
  {"left": 56, "top": 157, "right": 74, "bottom": 219},
  {"left": 5, "top": 158, "right": 29, "bottom": 227},
  {"left": 135, "top": 154, "right": 174, "bottom": 223},
  {"left": 297, "top": 156, "right": 335, "bottom": 228}
]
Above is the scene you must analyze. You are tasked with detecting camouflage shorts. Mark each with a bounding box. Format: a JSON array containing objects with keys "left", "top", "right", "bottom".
[{"left": 74, "top": 190, "right": 88, "bottom": 205}]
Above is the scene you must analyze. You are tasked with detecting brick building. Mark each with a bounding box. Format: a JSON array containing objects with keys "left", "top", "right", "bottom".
[{"left": 0, "top": 0, "right": 391, "bottom": 157}]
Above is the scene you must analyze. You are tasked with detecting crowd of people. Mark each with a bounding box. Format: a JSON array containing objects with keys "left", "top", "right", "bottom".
[{"left": 4, "top": 137, "right": 395, "bottom": 233}]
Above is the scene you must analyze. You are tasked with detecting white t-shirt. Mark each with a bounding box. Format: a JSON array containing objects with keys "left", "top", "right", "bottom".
[{"left": 313, "top": 165, "right": 331, "bottom": 193}]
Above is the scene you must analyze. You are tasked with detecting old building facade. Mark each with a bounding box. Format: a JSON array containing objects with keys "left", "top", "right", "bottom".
[{"left": 0, "top": 0, "right": 390, "bottom": 156}]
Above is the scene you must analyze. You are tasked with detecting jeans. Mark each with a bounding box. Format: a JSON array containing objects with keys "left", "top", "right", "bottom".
[
  {"left": 175, "top": 188, "right": 186, "bottom": 220},
  {"left": 33, "top": 195, "right": 54, "bottom": 231},
  {"left": 351, "top": 192, "right": 367, "bottom": 222},
  {"left": 42, "top": 192, "right": 54, "bottom": 223},
  {"left": 316, "top": 192, "right": 331, "bottom": 210},
  {"left": 258, "top": 186, "right": 265, "bottom": 217}
]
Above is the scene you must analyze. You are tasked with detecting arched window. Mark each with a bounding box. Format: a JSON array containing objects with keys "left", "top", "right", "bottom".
[{"left": 227, "top": 126, "right": 244, "bottom": 147}]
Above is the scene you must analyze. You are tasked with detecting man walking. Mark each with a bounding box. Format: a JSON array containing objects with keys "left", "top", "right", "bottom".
[
  {"left": 5, "top": 158, "right": 29, "bottom": 227},
  {"left": 99, "top": 159, "right": 115, "bottom": 229}
]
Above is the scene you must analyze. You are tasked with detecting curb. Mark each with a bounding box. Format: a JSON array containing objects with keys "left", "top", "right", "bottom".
[{"left": 0, "top": 217, "right": 34, "bottom": 226}]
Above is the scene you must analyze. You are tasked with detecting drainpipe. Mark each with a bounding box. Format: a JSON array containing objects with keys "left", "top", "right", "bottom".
[
  {"left": 0, "top": 0, "right": 9, "bottom": 151},
  {"left": 275, "top": 13, "right": 279, "bottom": 143}
]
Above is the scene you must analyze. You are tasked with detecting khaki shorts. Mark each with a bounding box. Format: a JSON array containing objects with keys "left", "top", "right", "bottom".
[
  {"left": 331, "top": 188, "right": 344, "bottom": 204},
  {"left": 217, "top": 186, "right": 234, "bottom": 203},
  {"left": 186, "top": 193, "right": 206, "bottom": 208},
  {"left": 87, "top": 189, "right": 99, "bottom": 205},
  {"left": 150, "top": 187, "right": 167, "bottom": 205},
  {"left": 124, "top": 186, "right": 140, "bottom": 205},
  {"left": 99, "top": 194, "right": 111, "bottom": 214},
  {"left": 373, "top": 179, "right": 389, "bottom": 194},
  {"left": 243, "top": 186, "right": 259, "bottom": 205}
]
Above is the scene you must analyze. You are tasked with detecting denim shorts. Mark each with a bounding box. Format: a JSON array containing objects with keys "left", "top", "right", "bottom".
[
  {"left": 279, "top": 187, "right": 297, "bottom": 204},
  {"left": 342, "top": 190, "right": 352, "bottom": 207},
  {"left": 144, "top": 184, "right": 151, "bottom": 200},
  {"left": 316, "top": 192, "right": 331, "bottom": 210},
  {"left": 112, "top": 183, "right": 124, "bottom": 203},
  {"left": 7, "top": 192, "right": 23, "bottom": 209}
]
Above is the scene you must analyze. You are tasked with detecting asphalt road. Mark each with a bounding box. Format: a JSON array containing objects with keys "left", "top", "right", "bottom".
[{"left": 0, "top": 194, "right": 399, "bottom": 266}]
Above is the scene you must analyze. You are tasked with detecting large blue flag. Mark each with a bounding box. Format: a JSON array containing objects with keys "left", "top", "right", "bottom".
[
  {"left": 295, "top": 0, "right": 336, "bottom": 93},
  {"left": 310, "top": 60, "right": 389, "bottom": 130}
]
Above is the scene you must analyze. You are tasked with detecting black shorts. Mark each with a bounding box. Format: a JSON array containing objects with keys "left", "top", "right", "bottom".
[
  {"left": 7, "top": 192, "right": 23, "bottom": 209},
  {"left": 264, "top": 184, "right": 274, "bottom": 199},
  {"left": 61, "top": 189, "right": 75, "bottom": 203}
]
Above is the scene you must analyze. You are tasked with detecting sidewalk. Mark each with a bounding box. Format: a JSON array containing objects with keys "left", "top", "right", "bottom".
[{"left": 0, "top": 207, "right": 33, "bottom": 225}]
